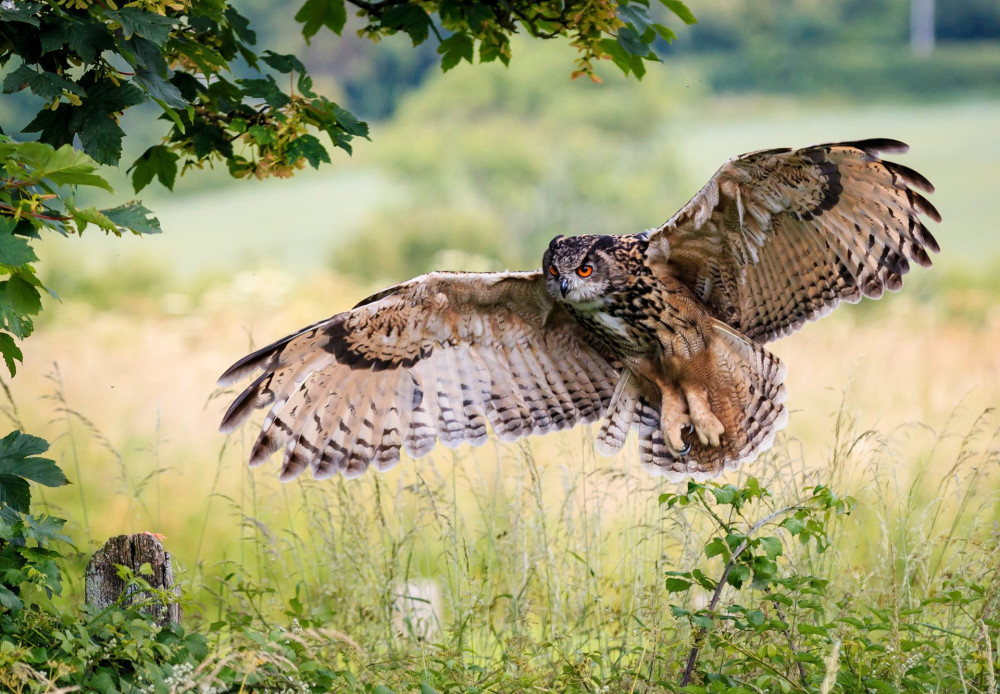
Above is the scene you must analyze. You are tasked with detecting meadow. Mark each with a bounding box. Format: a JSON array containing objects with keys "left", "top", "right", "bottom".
[{"left": 5, "top": 54, "right": 1000, "bottom": 689}]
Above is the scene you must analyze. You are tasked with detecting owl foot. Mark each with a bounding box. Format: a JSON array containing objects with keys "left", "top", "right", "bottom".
[
  {"left": 683, "top": 384, "right": 725, "bottom": 447},
  {"left": 660, "top": 384, "right": 692, "bottom": 455},
  {"left": 664, "top": 419, "right": 693, "bottom": 456}
]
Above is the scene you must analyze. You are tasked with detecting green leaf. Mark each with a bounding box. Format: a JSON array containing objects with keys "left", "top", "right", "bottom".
[
  {"left": 287, "top": 134, "right": 330, "bottom": 168},
  {"left": 618, "top": 5, "right": 652, "bottom": 33},
  {"left": 382, "top": 5, "right": 432, "bottom": 45},
  {"left": 0, "top": 276, "right": 41, "bottom": 339},
  {"left": 171, "top": 37, "right": 228, "bottom": 75},
  {"left": 781, "top": 517, "right": 805, "bottom": 536},
  {"left": 691, "top": 612, "right": 714, "bottom": 629},
  {"left": 796, "top": 623, "right": 831, "bottom": 637},
  {"left": 0, "top": 584, "right": 23, "bottom": 612},
  {"left": 0, "top": 229, "right": 37, "bottom": 267},
  {"left": 616, "top": 26, "right": 650, "bottom": 57},
  {"left": 710, "top": 485, "right": 737, "bottom": 506},
  {"left": 295, "top": 0, "right": 347, "bottom": 40},
  {"left": 705, "top": 537, "right": 728, "bottom": 559},
  {"left": 438, "top": 33, "right": 474, "bottom": 72},
  {"left": 133, "top": 68, "right": 185, "bottom": 109},
  {"left": 20, "top": 108, "right": 75, "bottom": 151},
  {"left": 103, "top": 202, "right": 162, "bottom": 235},
  {"left": 629, "top": 53, "right": 647, "bottom": 79},
  {"left": 727, "top": 565, "right": 752, "bottom": 589},
  {"left": 2, "top": 65, "right": 85, "bottom": 103},
  {"left": 76, "top": 114, "right": 127, "bottom": 167},
  {"left": 261, "top": 50, "right": 307, "bottom": 75},
  {"left": 0, "top": 473, "right": 30, "bottom": 513},
  {"left": 599, "top": 38, "right": 632, "bottom": 75},
  {"left": 18, "top": 513, "right": 70, "bottom": 545},
  {"left": 66, "top": 18, "right": 116, "bottom": 63},
  {"left": 130, "top": 145, "right": 179, "bottom": 193},
  {"left": 108, "top": 8, "right": 177, "bottom": 45},
  {"left": 665, "top": 577, "right": 692, "bottom": 593},
  {"left": 11, "top": 142, "right": 113, "bottom": 192},
  {"left": 691, "top": 568, "right": 717, "bottom": 591},
  {"left": 661, "top": 0, "right": 698, "bottom": 25},
  {"left": 238, "top": 76, "right": 290, "bottom": 108},
  {"left": 246, "top": 125, "right": 277, "bottom": 145},
  {"left": 333, "top": 105, "right": 368, "bottom": 137},
  {"left": 0, "top": 333, "right": 22, "bottom": 377},
  {"left": 69, "top": 206, "right": 118, "bottom": 234},
  {"left": 759, "top": 536, "right": 783, "bottom": 559},
  {"left": 0, "top": 1, "right": 41, "bottom": 27},
  {"left": 0, "top": 431, "right": 62, "bottom": 508}
]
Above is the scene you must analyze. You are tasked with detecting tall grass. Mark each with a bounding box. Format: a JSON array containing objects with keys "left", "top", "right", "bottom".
[
  {"left": 2, "top": 254, "right": 997, "bottom": 689},
  {"left": 12, "top": 350, "right": 999, "bottom": 689}
]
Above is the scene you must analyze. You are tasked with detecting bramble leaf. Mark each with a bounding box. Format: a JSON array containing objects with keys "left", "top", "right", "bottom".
[
  {"left": 727, "top": 565, "right": 752, "bottom": 588},
  {"left": 0, "top": 431, "right": 63, "bottom": 514},
  {"left": 665, "top": 577, "right": 692, "bottom": 593}
]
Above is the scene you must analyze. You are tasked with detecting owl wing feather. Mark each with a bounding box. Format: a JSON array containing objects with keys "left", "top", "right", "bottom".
[
  {"left": 218, "top": 271, "right": 621, "bottom": 480},
  {"left": 646, "top": 139, "right": 941, "bottom": 343}
]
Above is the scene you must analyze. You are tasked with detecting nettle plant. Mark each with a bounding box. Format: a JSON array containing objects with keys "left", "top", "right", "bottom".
[{"left": 659, "top": 478, "right": 855, "bottom": 691}]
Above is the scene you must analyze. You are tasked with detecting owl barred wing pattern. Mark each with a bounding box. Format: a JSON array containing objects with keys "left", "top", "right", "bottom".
[
  {"left": 218, "top": 271, "right": 622, "bottom": 481},
  {"left": 645, "top": 139, "right": 942, "bottom": 344}
]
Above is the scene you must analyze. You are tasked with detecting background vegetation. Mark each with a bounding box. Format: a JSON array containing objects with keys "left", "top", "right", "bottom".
[{"left": 2, "top": 0, "right": 1000, "bottom": 691}]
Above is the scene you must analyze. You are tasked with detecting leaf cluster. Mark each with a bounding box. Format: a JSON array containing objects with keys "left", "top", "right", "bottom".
[
  {"left": 296, "top": 0, "right": 696, "bottom": 82},
  {"left": 1, "top": 0, "right": 369, "bottom": 187},
  {"left": 0, "top": 136, "right": 159, "bottom": 374}
]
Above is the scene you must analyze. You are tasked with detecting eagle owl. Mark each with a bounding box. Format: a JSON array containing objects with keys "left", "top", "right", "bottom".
[{"left": 219, "top": 139, "right": 940, "bottom": 482}]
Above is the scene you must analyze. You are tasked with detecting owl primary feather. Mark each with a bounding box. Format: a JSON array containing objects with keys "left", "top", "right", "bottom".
[{"left": 219, "top": 139, "right": 940, "bottom": 482}]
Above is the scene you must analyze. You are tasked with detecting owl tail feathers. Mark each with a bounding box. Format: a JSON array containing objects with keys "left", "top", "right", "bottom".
[{"left": 595, "top": 323, "right": 788, "bottom": 482}]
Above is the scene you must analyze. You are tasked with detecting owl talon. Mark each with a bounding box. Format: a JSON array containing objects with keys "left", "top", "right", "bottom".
[
  {"left": 682, "top": 384, "right": 725, "bottom": 448},
  {"left": 671, "top": 424, "right": 693, "bottom": 456},
  {"left": 693, "top": 413, "right": 724, "bottom": 447},
  {"left": 664, "top": 415, "right": 691, "bottom": 452}
]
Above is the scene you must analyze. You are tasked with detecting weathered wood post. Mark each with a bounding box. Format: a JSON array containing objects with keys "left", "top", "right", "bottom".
[{"left": 85, "top": 533, "right": 181, "bottom": 626}]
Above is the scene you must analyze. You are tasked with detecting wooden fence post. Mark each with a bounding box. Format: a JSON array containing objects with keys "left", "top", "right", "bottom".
[{"left": 85, "top": 533, "right": 181, "bottom": 626}]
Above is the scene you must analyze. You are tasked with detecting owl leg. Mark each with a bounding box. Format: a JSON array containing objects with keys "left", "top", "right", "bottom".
[
  {"left": 681, "top": 382, "right": 724, "bottom": 447},
  {"left": 659, "top": 382, "right": 692, "bottom": 454}
]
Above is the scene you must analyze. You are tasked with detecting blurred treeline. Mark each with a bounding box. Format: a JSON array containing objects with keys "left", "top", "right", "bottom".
[
  {"left": 228, "top": 0, "right": 1000, "bottom": 284},
  {"left": 7, "top": 0, "right": 998, "bottom": 289},
  {"left": 238, "top": 0, "right": 1000, "bottom": 121}
]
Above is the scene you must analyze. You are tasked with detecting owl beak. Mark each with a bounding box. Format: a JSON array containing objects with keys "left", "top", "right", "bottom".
[{"left": 559, "top": 278, "right": 569, "bottom": 297}]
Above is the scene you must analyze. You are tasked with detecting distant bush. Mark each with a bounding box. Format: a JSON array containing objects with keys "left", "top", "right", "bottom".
[{"left": 704, "top": 42, "right": 1000, "bottom": 100}]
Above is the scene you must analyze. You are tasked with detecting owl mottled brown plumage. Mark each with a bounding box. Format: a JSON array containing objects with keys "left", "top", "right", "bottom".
[{"left": 219, "top": 139, "right": 940, "bottom": 482}]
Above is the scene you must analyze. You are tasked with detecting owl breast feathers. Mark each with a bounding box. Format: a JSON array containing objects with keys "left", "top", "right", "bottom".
[{"left": 218, "top": 139, "right": 940, "bottom": 482}]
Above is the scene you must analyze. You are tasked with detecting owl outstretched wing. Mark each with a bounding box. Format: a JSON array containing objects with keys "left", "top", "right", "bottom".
[
  {"left": 218, "top": 271, "right": 621, "bottom": 480},
  {"left": 645, "top": 139, "right": 941, "bottom": 343}
]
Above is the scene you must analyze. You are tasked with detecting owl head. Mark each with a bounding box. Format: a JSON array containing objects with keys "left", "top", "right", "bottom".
[{"left": 542, "top": 234, "right": 631, "bottom": 304}]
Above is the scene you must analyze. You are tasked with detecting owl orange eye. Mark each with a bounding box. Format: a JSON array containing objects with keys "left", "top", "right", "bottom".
[
  {"left": 549, "top": 264, "right": 558, "bottom": 276},
  {"left": 576, "top": 265, "right": 593, "bottom": 278}
]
